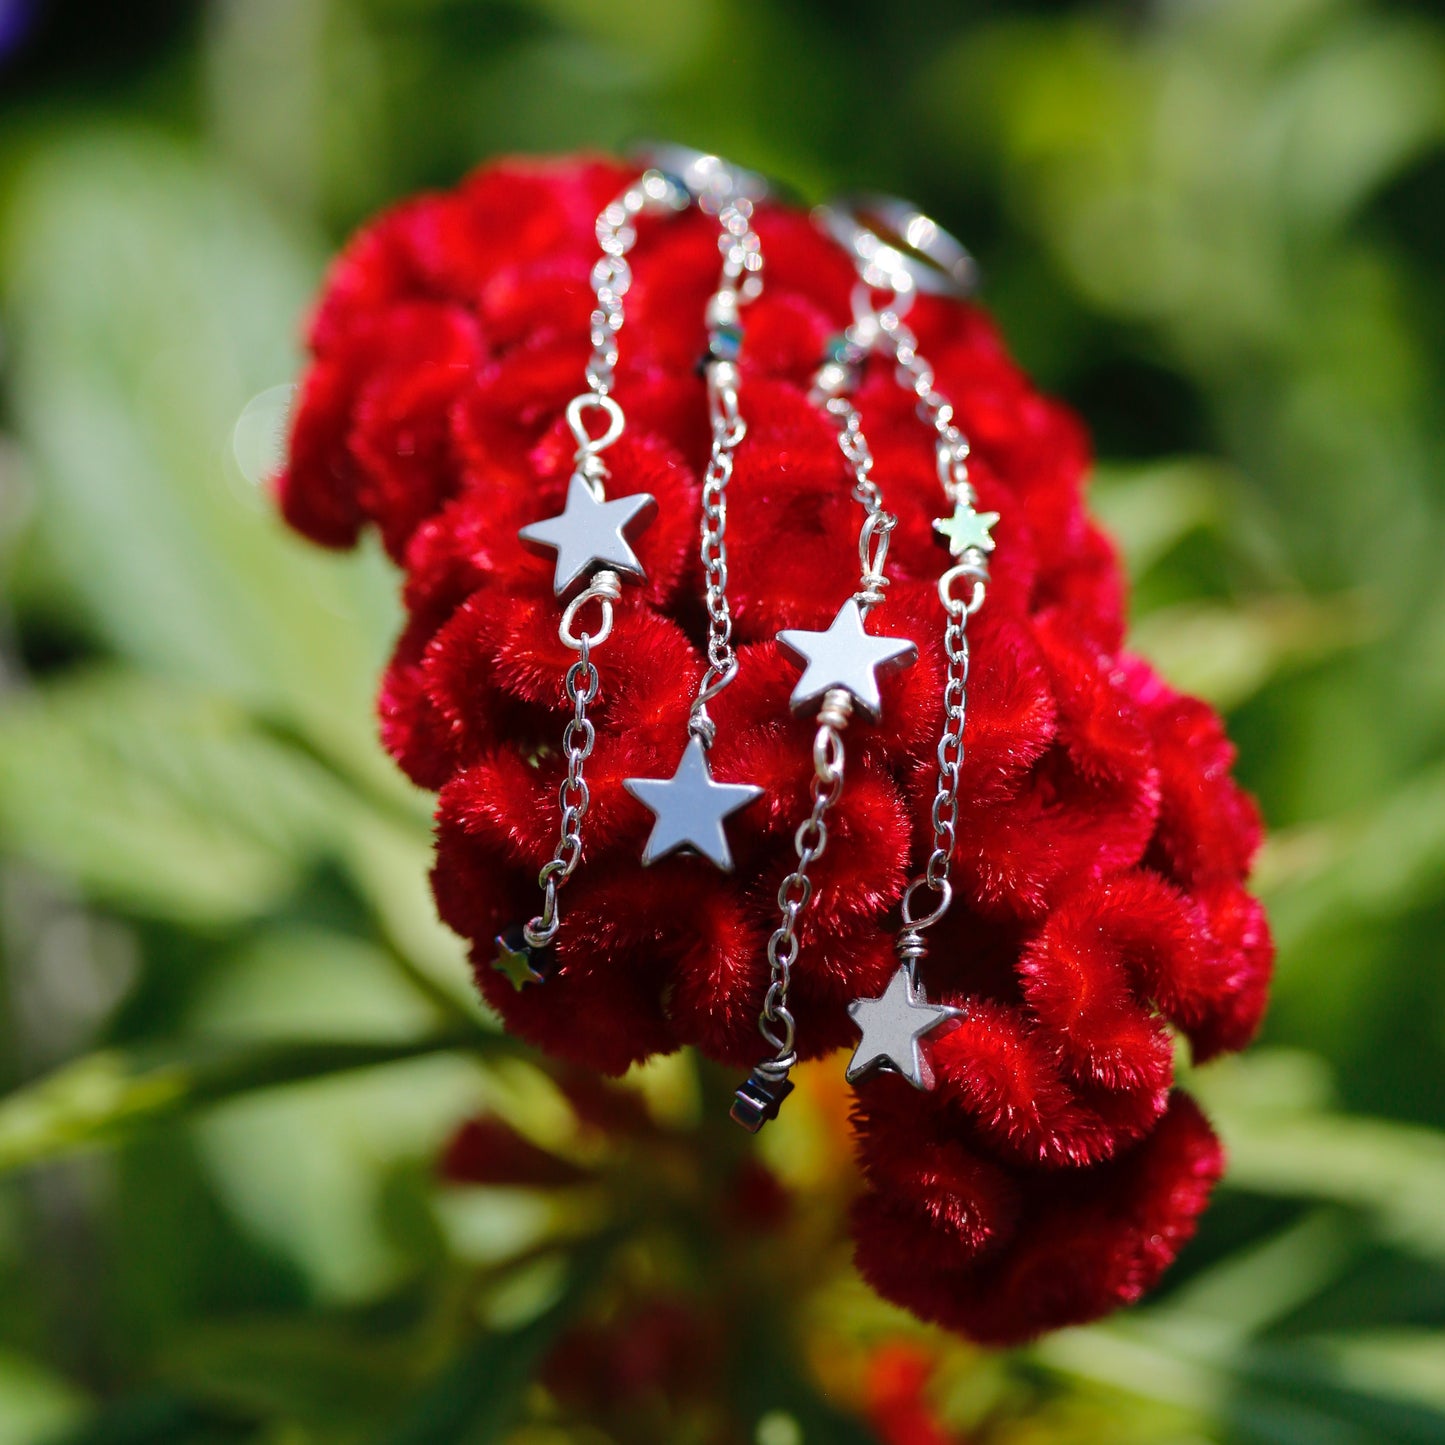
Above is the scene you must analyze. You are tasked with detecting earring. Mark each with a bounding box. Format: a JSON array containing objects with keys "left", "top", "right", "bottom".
[
  {"left": 621, "top": 152, "right": 767, "bottom": 871},
  {"left": 814, "top": 196, "right": 994, "bottom": 1095},
  {"left": 730, "top": 258, "right": 924, "bottom": 1132},
  {"left": 494, "top": 167, "right": 691, "bottom": 990}
]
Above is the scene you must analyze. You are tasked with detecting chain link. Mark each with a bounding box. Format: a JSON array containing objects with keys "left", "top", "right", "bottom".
[
  {"left": 810, "top": 333, "right": 898, "bottom": 615},
  {"left": 586, "top": 171, "right": 689, "bottom": 399},
  {"left": 755, "top": 709, "right": 846, "bottom": 1076},
  {"left": 525, "top": 635, "right": 601, "bottom": 948},
  {"left": 876, "top": 307, "right": 975, "bottom": 508},
  {"left": 692, "top": 192, "right": 762, "bottom": 744}
]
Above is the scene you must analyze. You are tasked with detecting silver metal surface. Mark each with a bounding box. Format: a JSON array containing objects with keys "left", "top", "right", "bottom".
[
  {"left": 776, "top": 598, "right": 918, "bottom": 721},
  {"left": 817, "top": 193, "right": 979, "bottom": 299},
  {"left": 518, "top": 473, "right": 657, "bottom": 597},
  {"left": 624, "top": 734, "right": 763, "bottom": 871},
  {"left": 628, "top": 142, "right": 773, "bottom": 210},
  {"left": 846, "top": 966, "right": 963, "bottom": 1091},
  {"left": 586, "top": 170, "right": 689, "bottom": 398}
]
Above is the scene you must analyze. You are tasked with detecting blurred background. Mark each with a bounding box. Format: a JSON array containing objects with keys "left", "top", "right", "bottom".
[{"left": 1, "top": 0, "right": 1444, "bottom": 1440}]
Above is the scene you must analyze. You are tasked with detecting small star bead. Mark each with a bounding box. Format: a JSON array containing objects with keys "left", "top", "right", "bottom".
[
  {"left": 933, "top": 502, "right": 1000, "bottom": 558},
  {"left": 846, "top": 967, "right": 962, "bottom": 1091}
]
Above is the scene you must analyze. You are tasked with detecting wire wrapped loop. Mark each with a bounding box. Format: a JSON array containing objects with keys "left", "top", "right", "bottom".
[
  {"left": 939, "top": 559, "right": 989, "bottom": 617},
  {"left": 565, "top": 393, "right": 625, "bottom": 458},
  {"left": 559, "top": 569, "right": 623, "bottom": 650}
]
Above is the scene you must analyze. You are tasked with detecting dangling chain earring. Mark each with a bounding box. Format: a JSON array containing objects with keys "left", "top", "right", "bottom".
[
  {"left": 494, "top": 167, "right": 690, "bottom": 990},
  {"left": 817, "top": 197, "right": 995, "bottom": 1094},
  {"left": 624, "top": 156, "right": 766, "bottom": 871},
  {"left": 730, "top": 284, "right": 921, "bottom": 1132}
]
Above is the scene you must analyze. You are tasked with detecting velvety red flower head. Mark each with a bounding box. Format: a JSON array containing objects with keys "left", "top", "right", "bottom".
[{"left": 277, "top": 153, "right": 1271, "bottom": 1345}]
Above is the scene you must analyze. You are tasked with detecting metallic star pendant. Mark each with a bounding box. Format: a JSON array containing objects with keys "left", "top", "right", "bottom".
[
  {"left": 933, "top": 502, "right": 1000, "bottom": 557},
  {"left": 623, "top": 734, "right": 763, "bottom": 871},
  {"left": 491, "top": 925, "right": 555, "bottom": 991},
  {"left": 518, "top": 472, "right": 657, "bottom": 596},
  {"left": 846, "top": 967, "right": 962, "bottom": 1091},
  {"left": 776, "top": 598, "right": 918, "bottom": 720}
]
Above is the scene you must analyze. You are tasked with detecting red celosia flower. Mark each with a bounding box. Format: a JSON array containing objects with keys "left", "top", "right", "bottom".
[{"left": 276, "top": 153, "right": 1272, "bottom": 1344}]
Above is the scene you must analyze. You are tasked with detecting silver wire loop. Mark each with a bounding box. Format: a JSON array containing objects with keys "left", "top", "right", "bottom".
[
  {"left": 817, "top": 194, "right": 979, "bottom": 300},
  {"left": 813, "top": 717, "right": 846, "bottom": 788},
  {"left": 559, "top": 569, "right": 622, "bottom": 650},
  {"left": 901, "top": 876, "right": 953, "bottom": 931},
  {"left": 939, "top": 560, "right": 989, "bottom": 617},
  {"left": 855, "top": 510, "right": 895, "bottom": 612},
  {"left": 565, "top": 393, "right": 625, "bottom": 457}
]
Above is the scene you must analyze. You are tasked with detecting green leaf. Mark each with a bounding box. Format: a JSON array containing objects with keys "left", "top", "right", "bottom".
[
  {"left": 1127, "top": 592, "right": 1375, "bottom": 711},
  {"left": 0, "top": 671, "right": 348, "bottom": 925},
  {"left": 1090, "top": 459, "right": 1222, "bottom": 579},
  {"left": 0, "top": 127, "right": 404, "bottom": 792},
  {"left": 0, "top": 1347, "right": 84, "bottom": 1445},
  {"left": 156, "top": 1316, "right": 416, "bottom": 1435},
  {"left": 375, "top": 1245, "right": 612, "bottom": 1445},
  {"left": 1034, "top": 1319, "right": 1445, "bottom": 1445},
  {"left": 0, "top": 1028, "right": 510, "bottom": 1177},
  {"left": 1191, "top": 1053, "right": 1445, "bottom": 1263}
]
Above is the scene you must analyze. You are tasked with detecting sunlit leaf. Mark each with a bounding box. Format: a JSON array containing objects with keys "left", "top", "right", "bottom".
[
  {"left": 0, "top": 671, "right": 346, "bottom": 925},
  {"left": 0, "top": 129, "right": 404, "bottom": 793},
  {"left": 1128, "top": 592, "right": 1375, "bottom": 710},
  {"left": 0, "top": 1029, "right": 506, "bottom": 1177},
  {"left": 0, "top": 1347, "right": 84, "bottom": 1445}
]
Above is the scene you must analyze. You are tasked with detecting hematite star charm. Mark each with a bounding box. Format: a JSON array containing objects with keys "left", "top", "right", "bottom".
[
  {"left": 518, "top": 473, "right": 657, "bottom": 596},
  {"left": 623, "top": 734, "right": 763, "bottom": 871},
  {"left": 933, "top": 501, "right": 1000, "bottom": 558},
  {"left": 776, "top": 598, "right": 918, "bottom": 720},
  {"left": 846, "top": 967, "right": 962, "bottom": 1090},
  {"left": 491, "top": 924, "right": 556, "bottom": 991}
]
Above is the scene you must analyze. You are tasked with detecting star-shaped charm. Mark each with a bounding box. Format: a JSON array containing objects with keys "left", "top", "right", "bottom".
[
  {"left": 846, "top": 967, "right": 962, "bottom": 1091},
  {"left": 518, "top": 473, "right": 657, "bottom": 596},
  {"left": 933, "top": 501, "right": 1000, "bottom": 557},
  {"left": 776, "top": 599, "right": 918, "bottom": 720},
  {"left": 623, "top": 735, "right": 763, "bottom": 871},
  {"left": 491, "top": 925, "right": 555, "bottom": 991}
]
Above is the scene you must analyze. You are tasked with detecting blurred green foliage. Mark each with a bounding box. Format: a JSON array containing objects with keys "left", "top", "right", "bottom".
[{"left": 0, "top": 0, "right": 1443, "bottom": 1441}]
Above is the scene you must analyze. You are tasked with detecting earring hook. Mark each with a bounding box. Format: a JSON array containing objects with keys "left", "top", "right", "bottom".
[{"left": 814, "top": 193, "right": 980, "bottom": 300}]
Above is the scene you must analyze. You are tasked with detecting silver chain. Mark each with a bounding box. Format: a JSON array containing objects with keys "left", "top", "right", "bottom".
[
  {"left": 752, "top": 330, "right": 901, "bottom": 1078},
  {"left": 522, "top": 170, "right": 688, "bottom": 950},
  {"left": 877, "top": 305, "right": 974, "bottom": 508},
  {"left": 525, "top": 629, "right": 604, "bottom": 948},
  {"left": 586, "top": 172, "right": 688, "bottom": 399},
  {"left": 872, "top": 294, "right": 993, "bottom": 962},
  {"left": 692, "top": 193, "right": 763, "bottom": 745}
]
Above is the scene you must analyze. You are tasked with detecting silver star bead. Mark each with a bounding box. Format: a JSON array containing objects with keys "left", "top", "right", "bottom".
[
  {"left": 518, "top": 473, "right": 657, "bottom": 596},
  {"left": 776, "top": 598, "right": 918, "bottom": 720},
  {"left": 933, "top": 501, "right": 1000, "bottom": 558},
  {"left": 623, "top": 734, "right": 763, "bottom": 871},
  {"left": 846, "top": 967, "right": 962, "bottom": 1091}
]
